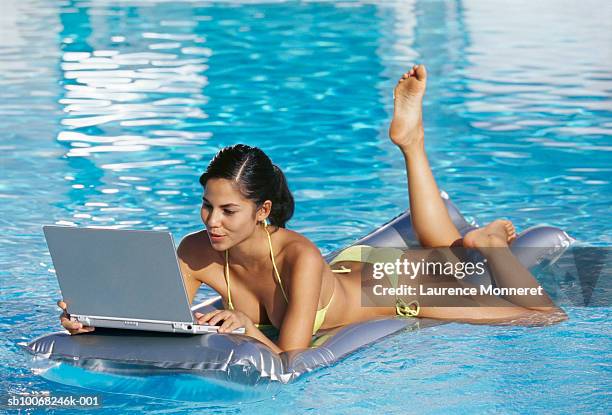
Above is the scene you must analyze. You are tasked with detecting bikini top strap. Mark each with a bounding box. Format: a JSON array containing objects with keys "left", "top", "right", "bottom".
[
  {"left": 224, "top": 250, "right": 235, "bottom": 310},
  {"left": 223, "top": 225, "right": 289, "bottom": 310},
  {"left": 264, "top": 224, "right": 289, "bottom": 303}
]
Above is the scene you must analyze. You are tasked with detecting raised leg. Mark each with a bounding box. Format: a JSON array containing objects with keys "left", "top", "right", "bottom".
[{"left": 389, "top": 65, "right": 461, "bottom": 248}]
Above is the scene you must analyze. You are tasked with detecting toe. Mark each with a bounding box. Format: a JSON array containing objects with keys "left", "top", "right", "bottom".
[
  {"left": 415, "top": 64, "right": 427, "bottom": 80},
  {"left": 503, "top": 221, "right": 517, "bottom": 241}
]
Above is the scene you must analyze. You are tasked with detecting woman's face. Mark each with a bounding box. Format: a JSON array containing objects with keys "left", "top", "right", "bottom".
[{"left": 201, "top": 178, "right": 259, "bottom": 251}]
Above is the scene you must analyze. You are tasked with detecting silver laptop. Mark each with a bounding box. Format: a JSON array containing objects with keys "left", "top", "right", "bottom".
[{"left": 43, "top": 225, "right": 244, "bottom": 334}]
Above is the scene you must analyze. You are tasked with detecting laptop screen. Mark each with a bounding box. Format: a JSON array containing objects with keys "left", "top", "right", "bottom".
[{"left": 43, "top": 226, "right": 194, "bottom": 323}]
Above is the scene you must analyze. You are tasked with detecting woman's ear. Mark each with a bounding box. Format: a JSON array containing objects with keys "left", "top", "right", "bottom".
[{"left": 256, "top": 200, "right": 272, "bottom": 223}]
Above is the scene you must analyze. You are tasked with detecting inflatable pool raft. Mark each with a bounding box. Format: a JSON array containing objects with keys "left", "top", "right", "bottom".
[{"left": 24, "top": 194, "right": 573, "bottom": 388}]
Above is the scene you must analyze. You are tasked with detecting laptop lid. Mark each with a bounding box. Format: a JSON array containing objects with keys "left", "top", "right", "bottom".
[{"left": 43, "top": 226, "right": 194, "bottom": 323}]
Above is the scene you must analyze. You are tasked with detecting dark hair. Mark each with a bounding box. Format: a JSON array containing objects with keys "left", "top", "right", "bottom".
[{"left": 199, "top": 144, "right": 294, "bottom": 228}]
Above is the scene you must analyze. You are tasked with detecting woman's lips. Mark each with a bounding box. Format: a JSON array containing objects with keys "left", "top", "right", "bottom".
[{"left": 209, "top": 232, "right": 226, "bottom": 242}]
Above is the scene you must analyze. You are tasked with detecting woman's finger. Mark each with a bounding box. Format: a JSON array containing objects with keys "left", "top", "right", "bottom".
[
  {"left": 195, "top": 310, "right": 219, "bottom": 320},
  {"left": 194, "top": 311, "right": 208, "bottom": 324},
  {"left": 61, "top": 316, "right": 82, "bottom": 331},
  {"left": 68, "top": 326, "right": 95, "bottom": 335},
  {"left": 209, "top": 311, "right": 232, "bottom": 326},
  {"left": 59, "top": 312, "right": 92, "bottom": 331},
  {"left": 196, "top": 310, "right": 221, "bottom": 324},
  {"left": 59, "top": 312, "right": 73, "bottom": 325},
  {"left": 56, "top": 301, "right": 94, "bottom": 335},
  {"left": 219, "top": 319, "right": 239, "bottom": 333},
  {"left": 208, "top": 311, "right": 229, "bottom": 326},
  {"left": 229, "top": 321, "right": 242, "bottom": 332},
  {"left": 198, "top": 309, "right": 223, "bottom": 323}
]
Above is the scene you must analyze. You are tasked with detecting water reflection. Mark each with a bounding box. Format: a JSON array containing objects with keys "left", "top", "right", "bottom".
[{"left": 49, "top": 0, "right": 396, "bottom": 244}]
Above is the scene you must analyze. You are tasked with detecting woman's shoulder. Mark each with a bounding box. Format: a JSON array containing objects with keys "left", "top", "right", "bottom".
[
  {"left": 276, "top": 227, "right": 322, "bottom": 261},
  {"left": 177, "top": 230, "right": 223, "bottom": 267}
]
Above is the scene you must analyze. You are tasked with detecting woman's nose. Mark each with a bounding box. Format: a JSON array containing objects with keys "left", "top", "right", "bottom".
[{"left": 206, "top": 209, "right": 222, "bottom": 227}]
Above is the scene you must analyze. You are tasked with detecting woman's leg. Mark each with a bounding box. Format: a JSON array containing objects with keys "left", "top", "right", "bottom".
[
  {"left": 389, "top": 65, "right": 461, "bottom": 248},
  {"left": 462, "top": 220, "right": 556, "bottom": 311},
  {"left": 417, "top": 220, "right": 566, "bottom": 324}
]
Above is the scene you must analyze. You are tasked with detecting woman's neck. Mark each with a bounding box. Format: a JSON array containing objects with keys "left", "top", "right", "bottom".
[{"left": 227, "top": 225, "right": 275, "bottom": 269}]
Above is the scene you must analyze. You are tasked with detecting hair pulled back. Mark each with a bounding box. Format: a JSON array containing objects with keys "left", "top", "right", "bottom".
[{"left": 199, "top": 144, "right": 294, "bottom": 228}]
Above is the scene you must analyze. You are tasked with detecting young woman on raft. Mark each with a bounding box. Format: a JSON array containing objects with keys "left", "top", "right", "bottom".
[{"left": 59, "top": 65, "right": 566, "bottom": 353}]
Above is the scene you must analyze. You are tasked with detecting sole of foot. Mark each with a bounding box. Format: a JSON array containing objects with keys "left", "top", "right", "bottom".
[
  {"left": 463, "top": 219, "right": 517, "bottom": 249},
  {"left": 389, "top": 64, "right": 427, "bottom": 150}
]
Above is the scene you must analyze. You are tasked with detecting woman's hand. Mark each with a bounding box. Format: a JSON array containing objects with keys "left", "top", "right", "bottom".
[
  {"left": 57, "top": 300, "right": 95, "bottom": 335},
  {"left": 194, "top": 309, "right": 253, "bottom": 334}
]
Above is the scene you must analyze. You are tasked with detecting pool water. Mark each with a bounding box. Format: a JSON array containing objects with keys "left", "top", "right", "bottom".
[{"left": 1, "top": 0, "right": 610, "bottom": 413}]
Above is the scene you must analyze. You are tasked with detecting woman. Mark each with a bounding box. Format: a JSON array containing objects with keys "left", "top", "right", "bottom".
[{"left": 60, "top": 65, "right": 566, "bottom": 353}]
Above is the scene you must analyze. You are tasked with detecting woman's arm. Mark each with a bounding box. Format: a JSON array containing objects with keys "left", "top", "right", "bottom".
[
  {"left": 276, "top": 243, "right": 324, "bottom": 351},
  {"left": 190, "top": 236, "right": 324, "bottom": 353},
  {"left": 181, "top": 232, "right": 289, "bottom": 352},
  {"left": 177, "top": 232, "right": 218, "bottom": 303},
  {"left": 197, "top": 242, "right": 324, "bottom": 354},
  {"left": 244, "top": 322, "right": 284, "bottom": 354},
  {"left": 196, "top": 308, "right": 284, "bottom": 354},
  {"left": 177, "top": 254, "right": 202, "bottom": 304}
]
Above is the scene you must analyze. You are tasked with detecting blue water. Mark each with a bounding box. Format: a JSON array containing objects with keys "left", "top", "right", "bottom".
[{"left": 1, "top": 0, "right": 611, "bottom": 413}]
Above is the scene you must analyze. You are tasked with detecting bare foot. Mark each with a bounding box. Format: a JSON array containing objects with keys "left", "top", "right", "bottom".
[
  {"left": 463, "top": 219, "right": 517, "bottom": 249},
  {"left": 389, "top": 64, "right": 427, "bottom": 150},
  {"left": 505, "top": 221, "right": 517, "bottom": 244}
]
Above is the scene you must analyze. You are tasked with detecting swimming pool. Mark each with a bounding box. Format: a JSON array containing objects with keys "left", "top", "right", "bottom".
[{"left": 1, "top": 0, "right": 610, "bottom": 413}]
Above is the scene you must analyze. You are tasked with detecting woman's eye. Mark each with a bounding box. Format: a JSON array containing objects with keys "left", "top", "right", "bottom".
[{"left": 201, "top": 202, "right": 235, "bottom": 215}]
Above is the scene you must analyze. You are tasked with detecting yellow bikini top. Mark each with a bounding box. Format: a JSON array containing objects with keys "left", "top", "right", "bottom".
[{"left": 224, "top": 221, "right": 346, "bottom": 335}]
